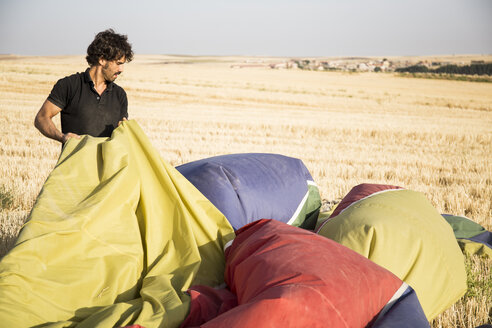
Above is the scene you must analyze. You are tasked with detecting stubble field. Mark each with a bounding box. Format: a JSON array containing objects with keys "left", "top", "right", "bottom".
[{"left": 0, "top": 54, "right": 491, "bottom": 326}]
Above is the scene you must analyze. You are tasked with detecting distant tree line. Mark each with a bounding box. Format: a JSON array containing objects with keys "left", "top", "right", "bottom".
[{"left": 396, "top": 63, "right": 492, "bottom": 76}]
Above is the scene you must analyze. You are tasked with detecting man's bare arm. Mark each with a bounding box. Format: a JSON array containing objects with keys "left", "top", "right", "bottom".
[{"left": 34, "top": 100, "right": 80, "bottom": 143}]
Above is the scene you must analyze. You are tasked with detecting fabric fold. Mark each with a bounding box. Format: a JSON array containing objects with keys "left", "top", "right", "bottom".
[{"left": 0, "top": 120, "right": 234, "bottom": 328}]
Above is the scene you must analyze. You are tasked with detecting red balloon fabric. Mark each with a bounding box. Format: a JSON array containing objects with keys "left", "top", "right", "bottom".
[
  {"left": 183, "top": 219, "right": 404, "bottom": 328},
  {"left": 327, "top": 183, "right": 403, "bottom": 219},
  {"left": 181, "top": 286, "right": 238, "bottom": 327}
]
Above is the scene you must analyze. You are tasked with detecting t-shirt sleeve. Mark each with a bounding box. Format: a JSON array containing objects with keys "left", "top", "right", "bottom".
[
  {"left": 47, "top": 78, "right": 70, "bottom": 110},
  {"left": 120, "top": 89, "right": 128, "bottom": 119}
]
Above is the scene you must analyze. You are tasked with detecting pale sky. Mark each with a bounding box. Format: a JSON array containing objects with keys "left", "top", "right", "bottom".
[{"left": 1, "top": 0, "right": 491, "bottom": 57}]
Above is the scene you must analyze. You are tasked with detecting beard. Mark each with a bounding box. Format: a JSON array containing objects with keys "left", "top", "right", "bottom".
[{"left": 102, "top": 63, "right": 119, "bottom": 82}]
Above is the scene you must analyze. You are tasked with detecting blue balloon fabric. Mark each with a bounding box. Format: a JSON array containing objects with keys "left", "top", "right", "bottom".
[
  {"left": 372, "top": 284, "right": 430, "bottom": 328},
  {"left": 176, "top": 153, "right": 321, "bottom": 230}
]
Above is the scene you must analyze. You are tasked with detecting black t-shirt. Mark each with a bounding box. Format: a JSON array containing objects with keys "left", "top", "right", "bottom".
[{"left": 48, "top": 68, "right": 128, "bottom": 137}]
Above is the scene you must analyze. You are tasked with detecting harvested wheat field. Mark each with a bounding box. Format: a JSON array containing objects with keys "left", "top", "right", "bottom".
[{"left": 0, "top": 54, "right": 491, "bottom": 326}]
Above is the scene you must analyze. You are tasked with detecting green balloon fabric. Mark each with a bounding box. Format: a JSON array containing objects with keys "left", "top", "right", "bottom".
[
  {"left": 441, "top": 214, "right": 486, "bottom": 239},
  {"left": 0, "top": 121, "right": 235, "bottom": 327},
  {"left": 317, "top": 186, "right": 467, "bottom": 320}
]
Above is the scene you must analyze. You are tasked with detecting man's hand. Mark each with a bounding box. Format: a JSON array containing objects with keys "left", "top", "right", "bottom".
[
  {"left": 118, "top": 117, "right": 128, "bottom": 127},
  {"left": 62, "top": 132, "right": 81, "bottom": 144}
]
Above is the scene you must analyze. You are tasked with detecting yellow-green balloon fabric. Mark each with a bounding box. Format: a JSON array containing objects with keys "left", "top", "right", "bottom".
[
  {"left": 317, "top": 189, "right": 467, "bottom": 321},
  {"left": 0, "top": 121, "right": 235, "bottom": 327}
]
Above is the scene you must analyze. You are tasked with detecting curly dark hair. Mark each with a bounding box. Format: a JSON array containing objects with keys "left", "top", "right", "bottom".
[{"left": 86, "top": 29, "right": 133, "bottom": 66}]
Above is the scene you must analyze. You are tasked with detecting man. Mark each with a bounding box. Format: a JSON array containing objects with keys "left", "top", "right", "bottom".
[{"left": 34, "top": 29, "right": 133, "bottom": 143}]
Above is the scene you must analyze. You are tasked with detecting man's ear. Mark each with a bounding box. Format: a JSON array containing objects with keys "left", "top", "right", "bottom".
[{"left": 98, "top": 57, "right": 107, "bottom": 66}]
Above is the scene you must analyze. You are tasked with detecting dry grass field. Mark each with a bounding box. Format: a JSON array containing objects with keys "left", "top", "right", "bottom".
[{"left": 0, "top": 54, "right": 491, "bottom": 326}]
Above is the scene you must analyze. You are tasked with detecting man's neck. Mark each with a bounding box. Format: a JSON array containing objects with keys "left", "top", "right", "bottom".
[{"left": 88, "top": 66, "right": 107, "bottom": 95}]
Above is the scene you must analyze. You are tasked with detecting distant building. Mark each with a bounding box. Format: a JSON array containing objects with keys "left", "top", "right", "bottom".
[
  {"left": 230, "top": 64, "right": 269, "bottom": 69},
  {"left": 270, "top": 62, "right": 288, "bottom": 69},
  {"left": 358, "top": 63, "right": 369, "bottom": 71}
]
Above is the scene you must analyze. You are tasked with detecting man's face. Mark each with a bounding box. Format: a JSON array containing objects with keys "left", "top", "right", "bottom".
[{"left": 101, "top": 56, "right": 126, "bottom": 82}]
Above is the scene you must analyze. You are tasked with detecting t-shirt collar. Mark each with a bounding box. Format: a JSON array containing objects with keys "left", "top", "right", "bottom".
[{"left": 84, "top": 67, "right": 114, "bottom": 91}]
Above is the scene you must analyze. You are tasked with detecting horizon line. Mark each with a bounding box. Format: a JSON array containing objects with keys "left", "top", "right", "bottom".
[{"left": 1, "top": 53, "right": 491, "bottom": 59}]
